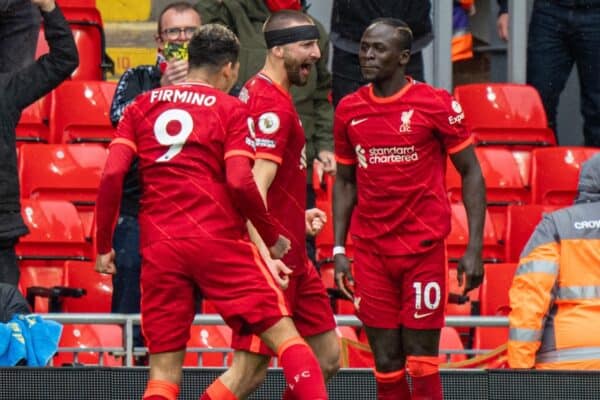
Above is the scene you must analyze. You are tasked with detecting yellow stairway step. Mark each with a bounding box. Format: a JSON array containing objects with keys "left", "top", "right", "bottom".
[{"left": 97, "top": 0, "right": 151, "bottom": 22}]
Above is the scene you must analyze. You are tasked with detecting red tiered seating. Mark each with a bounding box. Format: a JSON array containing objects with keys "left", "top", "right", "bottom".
[
  {"left": 447, "top": 203, "right": 502, "bottom": 263},
  {"left": 16, "top": 199, "right": 88, "bottom": 312},
  {"left": 54, "top": 324, "right": 123, "bottom": 366},
  {"left": 61, "top": 260, "right": 112, "bottom": 313},
  {"left": 473, "top": 263, "right": 518, "bottom": 351},
  {"left": 16, "top": 97, "right": 51, "bottom": 145},
  {"left": 49, "top": 80, "right": 116, "bottom": 144},
  {"left": 454, "top": 83, "right": 556, "bottom": 147},
  {"left": 530, "top": 147, "right": 600, "bottom": 205},
  {"left": 18, "top": 143, "right": 108, "bottom": 237},
  {"left": 35, "top": 1, "right": 108, "bottom": 81},
  {"left": 504, "top": 204, "right": 561, "bottom": 263},
  {"left": 184, "top": 325, "right": 233, "bottom": 367},
  {"left": 446, "top": 147, "right": 530, "bottom": 238}
]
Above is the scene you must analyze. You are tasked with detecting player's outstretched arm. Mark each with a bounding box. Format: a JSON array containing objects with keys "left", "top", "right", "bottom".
[
  {"left": 450, "top": 145, "right": 485, "bottom": 294},
  {"left": 332, "top": 163, "right": 357, "bottom": 300}
]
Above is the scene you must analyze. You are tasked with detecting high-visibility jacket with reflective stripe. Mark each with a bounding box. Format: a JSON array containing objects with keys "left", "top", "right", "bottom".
[{"left": 508, "top": 201, "right": 600, "bottom": 369}]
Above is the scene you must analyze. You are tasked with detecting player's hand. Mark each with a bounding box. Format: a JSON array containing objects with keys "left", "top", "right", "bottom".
[
  {"left": 497, "top": 13, "right": 509, "bottom": 41},
  {"left": 95, "top": 249, "right": 116, "bottom": 275},
  {"left": 265, "top": 258, "right": 292, "bottom": 290},
  {"left": 334, "top": 253, "right": 354, "bottom": 300},
  {"left": 269, "top": 234, "right": 291, "bottom": 260},
  {"left": 317, "top": 150, "right": 337, "bottom": 176},
  {"left": 31, "top": 0, "right": 55, "bottom": 12},
  {"left": 305, "top": 208, "right": 327, "bottom": 236},
  {"left": 457, "top": 248, "right": 483, "bottom": 295},
  {"left": 160, "top": 59, "right": 188, "bottom": 86}
]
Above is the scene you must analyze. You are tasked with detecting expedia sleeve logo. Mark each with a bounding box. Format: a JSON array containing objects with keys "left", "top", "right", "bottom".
[{"left": 448, "top": 100, "right": 465, "bottom": 125}]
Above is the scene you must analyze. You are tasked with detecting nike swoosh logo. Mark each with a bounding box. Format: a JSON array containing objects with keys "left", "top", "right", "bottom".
[
  {"left": 350, "top": 118, "right": 368, "bottom": 126},
  {"left": 413, "top": 311, "right": 435, "bottom": 319}
]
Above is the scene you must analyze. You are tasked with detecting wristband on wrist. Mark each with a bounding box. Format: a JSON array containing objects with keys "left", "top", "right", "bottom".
[{"left": 332, "top": 246, "right": 346, "bottom": 256}]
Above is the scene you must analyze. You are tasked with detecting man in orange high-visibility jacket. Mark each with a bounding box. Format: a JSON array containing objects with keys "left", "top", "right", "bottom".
[{"left": 508, "top": 152, "right": 600, "bottom": 369}]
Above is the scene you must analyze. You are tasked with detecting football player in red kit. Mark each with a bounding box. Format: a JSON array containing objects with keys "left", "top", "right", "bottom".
[
  {"left": 95, "top": 23, "right": 328, "bottom": 400},
  {"left": 333, "top": 18, "right": 486, "bottom": 400},
  {"left": 199, "top": 10, "right": 339, "bottom": 400}
]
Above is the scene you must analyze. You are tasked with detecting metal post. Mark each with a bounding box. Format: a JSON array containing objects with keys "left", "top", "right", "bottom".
[
  {"left": 433, "top": 0, "right": 453, "bottom": 91},
  {"left": 125, "top": 316, "right": 134, "bottom": 367},
  {"left": 507, "top": 0, "right": 528, "bottom": 83}
]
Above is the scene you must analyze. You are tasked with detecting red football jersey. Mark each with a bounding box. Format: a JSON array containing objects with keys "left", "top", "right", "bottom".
[
  {"left": 334, "top": 78, "right": 472, "bottom": 255},
  {"left": 240, "top": 73, "right": 307, "bottom": 272},
  {"left": 115, "top": 82, "right": 256, "bottom": 248}
]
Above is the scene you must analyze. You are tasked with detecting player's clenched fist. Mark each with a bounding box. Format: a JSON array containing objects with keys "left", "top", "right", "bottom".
[
  {"left": 269, "top": 234, "right": 291, "bottom": 260},
  {"left": 305, "top": 208, "right": 327, "bottom": 236}
]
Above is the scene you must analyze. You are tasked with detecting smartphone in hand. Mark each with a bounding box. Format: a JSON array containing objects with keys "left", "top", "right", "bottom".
[{"left": 163, "top": 42, "right": 188, "bottom": 61}]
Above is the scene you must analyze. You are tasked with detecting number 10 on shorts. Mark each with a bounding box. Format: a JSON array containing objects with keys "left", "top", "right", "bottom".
[{"left": 413, "top": 281, "right": 441, "bottom": 311}]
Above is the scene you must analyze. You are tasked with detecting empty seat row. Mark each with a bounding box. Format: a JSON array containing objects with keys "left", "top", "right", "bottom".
[{"left": 17, "top": 80, "right": 116, "bottom": 145}]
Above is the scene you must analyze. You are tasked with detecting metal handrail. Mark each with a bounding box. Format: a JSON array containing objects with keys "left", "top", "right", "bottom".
[{"left": 44, "top": 313, "right": 508, "bottom": 367}]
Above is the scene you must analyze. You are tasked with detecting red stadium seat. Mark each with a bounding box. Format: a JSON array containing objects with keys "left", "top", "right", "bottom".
[
  {"left": 439, "top": 326, "right": 468, "bottom": 364},
  {"left": 504, "top": 204, "right": 562, "bottom": 263},
  {"left": 16, "top": 199, "right": 87, "bottom": 260},
  {"left": 16, "top": 97, "right": 51, "bottom": 144},
  {"left": 447, "top": 204, "right": 502, "bottom": 263},
  {"left": 18, "top": 143, "right": 108, "bottom": 237},
  {"left": 473, "top": 263, "right": 518, "bottom": 351},
  {"left": 185, "top": 325, "right": 233, "bottom": 367},
  {"left": 530, "top": 147, "right": 600, "bottom": 205},
  {"left": 36, "top": 24, "right": 104, "bottom": 81},
  {"left": 61, "top": 261, "right": 112, "bottom": 312},
  {"left": 54, "top": 324, "right": 123, "bottom": 366},
  {"left": 446, "top": 147, "right": 530, "bottom": 238},
  {"left": 49, "top": 80, "right": 116, "bottom": 144},
  {"left": 453, "top": 83, "right": 556, "bottom": 147},
  {"left": 18, "top": 263, "right": 64, "bottom": 313}
]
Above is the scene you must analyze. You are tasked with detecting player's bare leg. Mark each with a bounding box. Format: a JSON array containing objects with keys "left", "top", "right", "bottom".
[
  {"left": 200, "top": 317, "right": 328, "bottom": 400},
  {"left": 142, "top": 350, "right": 185, "bottom": 400},
  {"left": 365, "top": 326, "right": 411, "bottom": 400}
]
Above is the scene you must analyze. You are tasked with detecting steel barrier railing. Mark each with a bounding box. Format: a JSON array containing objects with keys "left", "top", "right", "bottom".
[{"left": 44, "top": 313, "right": 508, "bottom": 367}]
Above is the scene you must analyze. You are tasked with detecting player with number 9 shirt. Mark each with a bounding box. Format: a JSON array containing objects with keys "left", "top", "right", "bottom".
[{"left": 95, "top": 23, "right": 328, "bottom": 400}]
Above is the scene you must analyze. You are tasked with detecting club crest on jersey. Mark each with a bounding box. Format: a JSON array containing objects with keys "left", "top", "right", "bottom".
[
  {"left": 239, "top": 87, "right": 250, "bottom": 104},
  {"left": 399, "top": 109, "right": 414, "bottom": 132},
  {"left": 258, "top": 112, "right": 280, "bottom": 135}
]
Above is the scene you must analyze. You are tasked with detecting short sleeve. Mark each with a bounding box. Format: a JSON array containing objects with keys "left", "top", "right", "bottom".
[
  {"left": 110, "top": 100, "right": 139, "bottom": 153},
  {"left": 224, "top": 101, "right": 256, "bottom": 160},
  {"left": 428, "top": 89, "right": 472, "bottom": 154},
  {"left": 253, "top": 107, "right": 295, "bottom": 164},
  {"left": 333, "top": 104, "right": 357, "bottom": 165}
]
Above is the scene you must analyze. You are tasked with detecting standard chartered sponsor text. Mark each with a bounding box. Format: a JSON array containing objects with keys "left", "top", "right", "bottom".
[{"left": 368, "top": 145, "right": 419, "bottom": 164}]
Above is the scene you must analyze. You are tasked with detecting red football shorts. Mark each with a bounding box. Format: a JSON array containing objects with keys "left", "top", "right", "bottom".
[
  {"left": 140, "top": 238, "right": 290, "bottom": 354},
  {"left": 231, "top": 262, "right": 336, "bottom": 355},
  {"left": 353, "top": 241, "right": 447, "bottom": 330}
]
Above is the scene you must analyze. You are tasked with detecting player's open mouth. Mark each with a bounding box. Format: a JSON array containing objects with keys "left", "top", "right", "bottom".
[{"left": 300, "top": 63, "right": 312, "bottom": 75}]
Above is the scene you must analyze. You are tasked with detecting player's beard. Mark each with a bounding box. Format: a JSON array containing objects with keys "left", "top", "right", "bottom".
[{"left": 283, "top": 53, "right": 310, "bottom": 87}]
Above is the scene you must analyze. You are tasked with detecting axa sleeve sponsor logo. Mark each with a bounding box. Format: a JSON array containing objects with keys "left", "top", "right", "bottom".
[
  {"left": 574, "top": 219, "right": 600, "bottom": 229},
  {"left": 354, "top": 144, "right": 419, "bottom": 168},
  {"left": 448, "top": 100, "right": 465, "bottom": 125}
]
